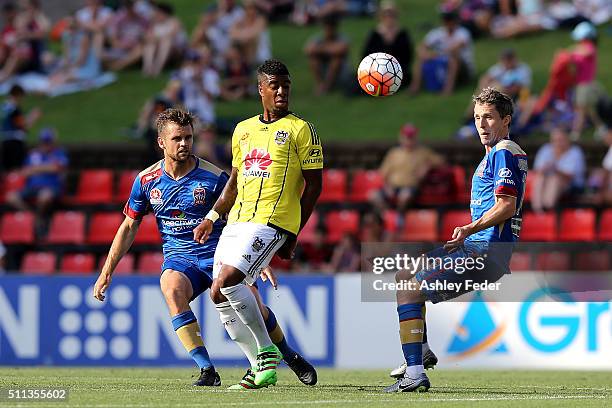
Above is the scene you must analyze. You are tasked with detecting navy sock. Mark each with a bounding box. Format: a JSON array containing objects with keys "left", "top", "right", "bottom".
[{"left": 264, "top": 307, "right": 298, "bottom": 361}]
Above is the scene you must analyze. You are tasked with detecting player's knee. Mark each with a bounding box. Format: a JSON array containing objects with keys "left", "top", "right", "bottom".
[{"left": 209, "top": 281, "right": 225, "bottom": 304}]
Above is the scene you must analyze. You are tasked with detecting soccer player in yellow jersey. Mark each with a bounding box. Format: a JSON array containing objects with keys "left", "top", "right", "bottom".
[{"left": 194, "top": 60, "right": 323, "bottom": 388}]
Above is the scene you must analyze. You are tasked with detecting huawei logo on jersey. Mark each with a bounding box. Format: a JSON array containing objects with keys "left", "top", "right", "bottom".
[{"left": 243, "top": 148, "right": 272, "bottom": 178}]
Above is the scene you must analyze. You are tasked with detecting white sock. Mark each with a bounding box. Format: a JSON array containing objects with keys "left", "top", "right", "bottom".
[
  {"left": 215, "top": 301, "right": 258, "bottom": 368},
  {"left": 220, "top": 284, "right": 273, "bottom": 349},
  {"left": 405, "top": 364, "right": 425, "bottom": 378},
  {"left": 422, "top": 342, "right": 430, "bottom": 353}
]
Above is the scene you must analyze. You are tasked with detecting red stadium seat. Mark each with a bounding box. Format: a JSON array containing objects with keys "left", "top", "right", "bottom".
[
  {"left": 0, "top": 211, "right": 35, "bottom": 244},
  {"left": 559, "top": 209, "right": 596, "bottom": 241},
  {"left": 133, "top": 214, "right": 162, "bottom": 245},
  {"left": 87, "top": 212, "right": 123, "bottom": 244},
  {"left": 318, "top": 169, "right": 347, "bottom": 203},
  {"left": 21, "top": 252, "right": 56, "bottom": 275},
  {"left": 1, "top": 171, "right": 25, "bottom": 203},
  {"left": 349, "top": 170, "right": 384, "bottom": 202},
  {"left": 46, "top": 211, "right": 86, "bottom": 244},
  {"left": 298, "top": 212, "right": 319, "bottom": 244},
  {"left": 520, "top": 211, "right": 557, "bottom": 241},
  {"left": 440, "top": 210, "right": 471, "bottom": 241},
  {"left": 510, "top": 252, "right": 532, "bottom": 271},
  {"left": 452, "top": 166, "right": 470, "bottom": 203},
  {"left": 137, "top": 252, "right": 164, "bottom": 274},
  {"left": 75, "top": 169, "right": 114, "bottom": 204},
  {"left": 383, "top": 210, "right": 400, "bottom": 233},
  {"left": 61, "top": 253, "right": 96, "bottom": 274},
  {"left": 598, "top": 209, "right": 612, "bottom": 241},
  {"left": 325, "top": 210, "right": 360, "bottom": 243},
  {"left": 115, "top": 170, "right": 139, "bottom": 204},
  {"left": 98, "top": 253, "right": 134, "bottom": 275},
  {"left": 402, "top": 210, "right": 439, "bottom": 242},
  {"left": 535, "top": 251, "right": 570, "bottom": 271},
  {"left": 575, "top": 251, "right": 610, "bottom": 271}
]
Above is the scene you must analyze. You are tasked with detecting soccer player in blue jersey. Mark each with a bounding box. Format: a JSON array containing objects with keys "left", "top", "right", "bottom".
[
  {"left": 93, "top": 108, "right": 316, "bottom": 388},
  {"left": 384, "top": 87, "right": 528, "bottom": 393}
]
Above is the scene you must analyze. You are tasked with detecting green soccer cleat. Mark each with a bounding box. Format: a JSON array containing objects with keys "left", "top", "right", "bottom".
[
  {"left": 228, "top": 369, "right": 267, "bottom": 390},
  {"left": 254, "top": 345, "right": 283, "bottom": 387}
]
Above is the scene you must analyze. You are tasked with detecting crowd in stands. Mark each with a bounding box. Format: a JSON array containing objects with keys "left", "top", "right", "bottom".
[{"left": 0, "top": 0, "right": 611, "bottom": 274}]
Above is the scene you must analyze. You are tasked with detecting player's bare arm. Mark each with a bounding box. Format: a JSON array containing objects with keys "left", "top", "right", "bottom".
[
  {"left": 93, "top": 216, "right": 141, "bottom": 301},
  {"left": 444, "top": 195, "right": 517, "bottom": 251},
  {"left": 193, "top": 167, "right": 238, "bottom": 244},
  {"left": 277, "top": 169, "right": 322, "bottom": 260}
]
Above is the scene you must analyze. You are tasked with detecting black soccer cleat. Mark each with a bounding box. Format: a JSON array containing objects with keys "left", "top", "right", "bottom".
[
  {"left": 192, "top": 366, "right": 222, "bottom": 386},
  {"left": 286, "top": 354, "right": 317, "bottom": 386},
  {"left": 383, "top": 372, "right": 430, "bottom": 393}
]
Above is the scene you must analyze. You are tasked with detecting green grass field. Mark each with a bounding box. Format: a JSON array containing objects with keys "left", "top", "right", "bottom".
[
  {"left": 1, "top": 368, "right": 611, "bottom": 407},
  {"left": 19, "top": 1, "right": 612, "bottom": 144}
]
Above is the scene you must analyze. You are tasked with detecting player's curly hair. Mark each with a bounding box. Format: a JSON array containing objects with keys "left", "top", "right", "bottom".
[
  {"left": 156, "top": 107, "right": 194, "bottom": 136},
  {"left": 257, "top": 59, "right": 290, "bottom": 83},
  {"left": 473, "top": 87, "right": 514, "bottom": 120}
]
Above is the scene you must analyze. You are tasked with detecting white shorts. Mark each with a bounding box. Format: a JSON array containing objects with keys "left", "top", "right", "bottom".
[{"left": 213, "top": 222, "right": 287, "bottom": 285}]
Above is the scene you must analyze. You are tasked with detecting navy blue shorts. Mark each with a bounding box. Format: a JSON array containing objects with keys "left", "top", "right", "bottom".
[
  {"left": 161, "top": 256, "right": 213, "bottom": 302},
  {"left": 414, "top": 241, "right": 510, "bottom": 304}
]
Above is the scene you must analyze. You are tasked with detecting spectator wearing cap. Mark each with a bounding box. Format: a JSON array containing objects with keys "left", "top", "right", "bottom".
[
  {"left": 6, "top": 128, "right": 68, "bottom": 234},
  {"left": 569, "top": 21, "right": 604, "bottom": 140},
  {"left": 370, "top": 123, "right": 444, "bottom": 214},
  {"left": 531, "top": 127, "right": 586, "bottom": 212},
  {"left": 362, "top": 0, "right": 413, "bottom": 86},
  {"left": 304, "top": 13, "right": 350, "bottom": 95},
  {"left": 409, "top": 8, "right": 474, "bottom": 96},
  {"left": 0, "top": 84, "right": 41, "bottom": 171}
]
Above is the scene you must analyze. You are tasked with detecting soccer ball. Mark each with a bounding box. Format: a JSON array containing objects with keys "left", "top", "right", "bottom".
[{"left": 357, "top": 52, "right": 403, "bottom": 97}]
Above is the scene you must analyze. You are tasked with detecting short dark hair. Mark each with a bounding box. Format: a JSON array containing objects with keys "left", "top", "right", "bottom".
[
  {"left": 473, "top": 87, "right": 514, "bottom": 120},
  {"left": 156, "top": 108, "right": 194, "bottom": 136},
  {"left": 256, "top": 59, "right": 290, "bottom": 83}
]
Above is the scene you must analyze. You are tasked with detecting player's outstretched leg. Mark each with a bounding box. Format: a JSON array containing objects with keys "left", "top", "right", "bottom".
[
  {"left": 384, "top": 302, "right": 430, "bottom": 393},
  {"left": 390, "top": 305, "right": 437, "bottom": 379},
  {"left": 215, "top": 275, "right": 282, "bottom": 387},
  {"left": 263, "top": 306, "right": 317, "bottom": 386},
  {"left": 162, "top": 269, "right": 220, "bottom": 386},
  {"left": 171, "top": 311, "right": 221, "bottom": 386},
  {"left": 216, "top": 300, "right": 270, "bottom": 390}
]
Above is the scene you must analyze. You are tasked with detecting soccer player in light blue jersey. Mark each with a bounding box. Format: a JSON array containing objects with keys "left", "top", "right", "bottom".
[
  {"left": 385, "top": 88, "right": 528, "bottom": 392},
  {"left": 93, "top": 108, "right": 316, "bottom": 388}
]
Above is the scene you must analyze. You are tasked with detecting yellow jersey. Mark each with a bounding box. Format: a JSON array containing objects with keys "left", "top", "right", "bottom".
[{"left": 228, "top": 112, "right": 324, "bottom": 236}]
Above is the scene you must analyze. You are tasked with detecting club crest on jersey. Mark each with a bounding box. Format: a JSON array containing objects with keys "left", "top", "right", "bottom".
[
  {"left": 252, "top": 237, "right": 265, "bottom": 252},
  {"left": 274, "top": 130, "right": 289, "bottom": 145},
  {"left": 150, "top": 188, "right": 163, "bottom": 205},
  {"left": 193, "top": 186, "right": 206, "bottom": 205},
  {"left": 243, "top": 148, "right": 272, "bottom": 178}
]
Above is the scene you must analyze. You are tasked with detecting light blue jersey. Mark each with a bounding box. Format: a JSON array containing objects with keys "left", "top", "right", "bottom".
[
  {"left": 468, "top": 139, "right": 528, "bottom": 243},
  {"left": 124, "top": 156, "right": 229, "bottom": 267}
]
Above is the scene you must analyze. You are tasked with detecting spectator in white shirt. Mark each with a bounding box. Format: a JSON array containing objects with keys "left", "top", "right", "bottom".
[
  {"left": 75, "top": 0, "right": 114, "bottom": 59},
  {"left": 532, "top": 128, "right": 586, "bottom": 212},
  {"left": 409, "top": 9, "right": 474, "bottom": 96}
]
